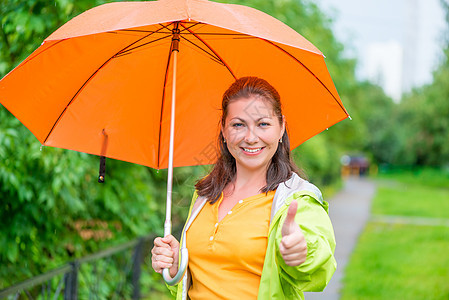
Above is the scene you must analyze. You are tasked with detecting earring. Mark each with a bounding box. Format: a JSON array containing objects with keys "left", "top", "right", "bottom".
[
  {"left": 223, "top": 138, "right": 227, "bottom": 143},
  {"left": 279, "top": 138, "right": 282, "bottom": 144}
]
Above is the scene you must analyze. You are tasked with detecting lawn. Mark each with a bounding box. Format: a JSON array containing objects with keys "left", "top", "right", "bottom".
[
  {"left": 372, "top": 184, "right": 449, "bottom": 219},
  {"left": 341, "top": 169, "right": 449, "bottom": 300}
]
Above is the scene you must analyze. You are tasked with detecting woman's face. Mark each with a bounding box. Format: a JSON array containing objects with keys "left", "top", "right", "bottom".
[{"left": 222, "top": 96, "right": 285, "bottom": 174}]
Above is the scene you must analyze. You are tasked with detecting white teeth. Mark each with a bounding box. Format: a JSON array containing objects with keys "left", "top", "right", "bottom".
[{"left": 243, "top": 147, "right": 262, "bottom": 153}]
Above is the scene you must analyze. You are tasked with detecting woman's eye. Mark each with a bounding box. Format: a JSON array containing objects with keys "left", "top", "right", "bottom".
[
  {"left": 259, "top": 122, "right": 270, "bottom": 127},
  {"left": 232, "top": 123, "right": 244, "bottom": 128}
]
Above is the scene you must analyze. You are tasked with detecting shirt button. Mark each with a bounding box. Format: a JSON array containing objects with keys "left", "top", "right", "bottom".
[
  {"left": 210, "top": 236, "right": 214, "bottom": 241},
  {"left": 238, "top": 200, "right": 243, "bottom": 204},
  {"left": 215, "top": 223, "right": 218, "bottom": 227},
  {"left": 228, "top": 211, "right": 232, "bottom": 215}
]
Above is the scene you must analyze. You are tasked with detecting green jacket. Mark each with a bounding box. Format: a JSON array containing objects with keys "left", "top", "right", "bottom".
[{"left": 167, "top": 173, "right": 336, "bottom": 299}]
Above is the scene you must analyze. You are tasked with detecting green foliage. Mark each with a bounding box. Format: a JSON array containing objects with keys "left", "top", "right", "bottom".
[
  {"left": 78, "top": 256, "right": 134, "bottom": 298},
  {"left": 378, "top": 166, "right": 449, "bottom": 189},
  {"left": 0, "top": 0, "right": 98, "bottom": 75},
  {"left": 293, "top": 133, "right": 341, "bottom": 187},
  {"left": 388, "top": 0, "right": 449, "bottom": 166},
  {"left": 1, "top": 105, "right": 153, "bottom": 286},
  {"left": 396, "top": 71, "right": 449, "bottom": 166}
]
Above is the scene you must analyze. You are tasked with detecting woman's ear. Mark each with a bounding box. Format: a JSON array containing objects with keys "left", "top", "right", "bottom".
[
  {"left": 281, "top": 115, "right": 286, "bottom": 138},
  {"left": 221, "top": 123, "right": 225, "bottom": 140}
]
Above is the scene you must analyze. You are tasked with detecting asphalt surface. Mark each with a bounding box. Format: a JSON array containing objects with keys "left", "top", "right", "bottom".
[{"left": 304, "top": 176, "right": 376, "bottom": 300}]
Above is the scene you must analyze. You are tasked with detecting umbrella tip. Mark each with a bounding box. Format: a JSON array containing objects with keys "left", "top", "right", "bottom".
[{"left": 348, "top": 115, "right": 352, "bottom": 121}]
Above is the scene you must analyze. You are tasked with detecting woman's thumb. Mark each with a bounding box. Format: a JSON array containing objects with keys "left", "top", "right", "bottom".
[{"left": 282, "top": 200, "right": 298, "bottom": 237}]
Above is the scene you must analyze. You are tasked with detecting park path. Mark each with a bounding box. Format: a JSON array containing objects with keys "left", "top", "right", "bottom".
[{"left": 304, "top": 176, "right": 377, "bottom": 300}]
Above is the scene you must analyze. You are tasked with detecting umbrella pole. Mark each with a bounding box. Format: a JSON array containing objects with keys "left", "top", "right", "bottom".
[
  {"left": 163, "top": 49, "right": 177, "bottom": 240},
  {"left": 163, "top": 23, "right": 188, "bottom": 287}
]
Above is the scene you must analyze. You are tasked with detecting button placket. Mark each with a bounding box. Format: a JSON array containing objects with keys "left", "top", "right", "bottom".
[{"left": 210, "top": 222, "right": 219, "bottom": 244}]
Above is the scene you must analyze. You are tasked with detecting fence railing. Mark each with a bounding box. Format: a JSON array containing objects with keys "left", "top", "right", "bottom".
[{"left": 0, "top": 234, "right": 155, "bottom": 300}]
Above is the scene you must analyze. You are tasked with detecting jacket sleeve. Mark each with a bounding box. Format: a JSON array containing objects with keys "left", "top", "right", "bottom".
[
  {"left": 165, "top": 283, "right": 178, "bottom": 298},
  {"left": 275, "top": 193, "right": 337, "bottom": 292}
]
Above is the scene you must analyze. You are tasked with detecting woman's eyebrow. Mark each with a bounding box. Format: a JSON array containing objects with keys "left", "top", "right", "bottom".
[
  {"left": 230, "top": 117, "right": 247, "bottom": 122},
  {"left": 230, "top": 115, "right": 272, "bottom": 122},
  {"left": 250, "top": 116, "right": 273, "bottom": 122}
]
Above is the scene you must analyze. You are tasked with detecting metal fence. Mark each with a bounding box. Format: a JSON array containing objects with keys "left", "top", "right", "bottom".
[{"left": 0, "top": 235, "right": 155, "bottom": 300}]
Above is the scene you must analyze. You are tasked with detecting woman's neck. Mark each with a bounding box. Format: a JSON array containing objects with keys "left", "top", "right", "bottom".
[{"left": 227, "top": 165, "right": 268, "bottom": 195}]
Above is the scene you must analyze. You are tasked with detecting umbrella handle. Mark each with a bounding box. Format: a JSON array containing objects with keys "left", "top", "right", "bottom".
[{"left": 163, "top": 247, "right": 189, "bottom": 285}]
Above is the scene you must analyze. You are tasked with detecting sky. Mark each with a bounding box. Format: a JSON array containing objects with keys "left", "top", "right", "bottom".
[{"left": 316, "top": 0, "right": 447, "bottom": 101}]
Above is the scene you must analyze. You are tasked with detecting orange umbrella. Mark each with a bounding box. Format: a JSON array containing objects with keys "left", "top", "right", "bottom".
[{"left": 0, "top": 0, "right": 349, "bottom": 285}]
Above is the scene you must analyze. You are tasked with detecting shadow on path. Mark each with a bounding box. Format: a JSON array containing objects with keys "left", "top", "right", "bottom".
[{"left": 305, "top": 176, "right": 376, "bottom": 300}]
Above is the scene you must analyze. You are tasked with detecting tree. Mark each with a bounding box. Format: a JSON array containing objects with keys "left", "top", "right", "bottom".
[{"left": 393, "top": 0, "right": 449, "bottom": 166}]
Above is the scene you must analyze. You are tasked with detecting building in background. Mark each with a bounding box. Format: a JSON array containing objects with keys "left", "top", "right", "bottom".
[
  {"left": 318, "top": 0, "right": 446, "bottom": 102},
  {"left": 365, "top": 41, "right": 403, "bottom": 101}
]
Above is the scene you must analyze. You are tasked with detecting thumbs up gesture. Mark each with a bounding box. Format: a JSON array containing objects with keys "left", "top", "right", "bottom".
[{"left": 280, "top": 200, "right": 307, "bottom": 266}]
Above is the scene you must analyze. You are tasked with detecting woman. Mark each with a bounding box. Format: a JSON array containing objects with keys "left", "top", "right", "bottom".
[{"left": 152, "top": 77, "right": 336, "bottom": 299}]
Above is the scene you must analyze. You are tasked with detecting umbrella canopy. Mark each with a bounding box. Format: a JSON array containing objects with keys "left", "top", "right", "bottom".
[{"left": 0, "top": 0, "right": 348, "bottom": 170}]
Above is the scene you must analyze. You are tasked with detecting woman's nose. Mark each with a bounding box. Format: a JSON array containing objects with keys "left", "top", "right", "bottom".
[{"left": 244, "top": 127, "right": 259, "bottom": 144}]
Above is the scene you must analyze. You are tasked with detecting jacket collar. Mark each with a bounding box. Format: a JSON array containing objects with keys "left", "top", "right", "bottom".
[{"left": 270, "top": 173, "right": 323, "bottom": 221}]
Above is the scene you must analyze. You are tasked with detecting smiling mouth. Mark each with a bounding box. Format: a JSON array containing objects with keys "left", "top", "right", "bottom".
[{"left": 242, "top": 147, "right": 264, "bottom": 153}]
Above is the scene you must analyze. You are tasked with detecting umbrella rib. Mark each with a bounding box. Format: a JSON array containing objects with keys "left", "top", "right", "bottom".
[
  {"left": 120, "top": 29, "right": 172, "bottom": 34},
  {"left": 116, "top": 22, "right": 173, "bottom": 36},
  {"left": 179, "top": 22, "right": 201, "bottom": 33},
  {"left": 42, "top": 27, "right": 171, "bottom": 145},
  {"left": 156, "top": 22, "right": 174, "bottom": 34},
  {"left": 182, "top": 32, "right": 249, "bottom": 36},
  {"left": 155, "top": 22, "right": 206, "bottom": 168},
  {"left": 179, "top": 35, "right": 224, "bottom": 66},
  {"left": 7, "top": 39, "right": 66, "bottom": 74},
  {"left": 116, "top": 35, "right": 172, "bottom": 57},
  {"left": 179, "top": 22, "right": 248, "bottom": 37},
  {"left": 156, "top": 23, "right": 177, "bottom": 169},
  {"left": 264, "top": 40, "right": 348, "bottom": 115},
  {"left": 180, "top": 23, "right": 236, "bottom": 80},
  {"left": 118, "top": 29, "right": 250, "bottom": 37},
  {"left": 117, "top": 22, "right": 199, "bottom": 35}
]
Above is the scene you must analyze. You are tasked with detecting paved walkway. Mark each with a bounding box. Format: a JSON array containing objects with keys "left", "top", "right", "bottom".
[
  {"left": 371, "top": 214, "right": 449, "bottom": 227},
  {"left": 304, "top": 176, "right": 376, "bottom": 300}
]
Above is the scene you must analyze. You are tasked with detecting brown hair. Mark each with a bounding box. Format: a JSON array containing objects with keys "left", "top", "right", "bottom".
[{"left": 195, "top": 77, "right": 304, "bottom": 203}]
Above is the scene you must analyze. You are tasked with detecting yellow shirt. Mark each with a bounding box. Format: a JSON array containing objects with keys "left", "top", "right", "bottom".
[{"left": 186, "top": 191, "right": 275, "bottom": 299}]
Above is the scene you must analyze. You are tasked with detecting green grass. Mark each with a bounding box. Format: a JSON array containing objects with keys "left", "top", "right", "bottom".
[
  {"left": 342, "top": 223, "right": 449, "bottom": 300},
  {"left": 341, "top": 169, "right": 449, "bottom": 300},
  {"left": 372, "top": 185, "right": 449, "bottom": 219}
]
